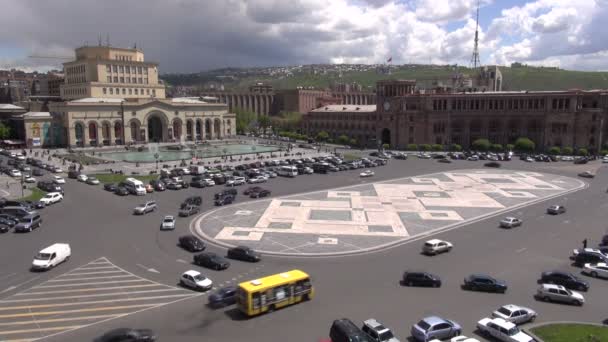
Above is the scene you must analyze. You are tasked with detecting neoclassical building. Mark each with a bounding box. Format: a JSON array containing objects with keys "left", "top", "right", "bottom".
[{"left": 42, "top": 45, "right": 235, "bottom": 147}]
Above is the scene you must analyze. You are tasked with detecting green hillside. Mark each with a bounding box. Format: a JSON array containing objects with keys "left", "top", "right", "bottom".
[{"left": 161, "top": 65, "right": 608, "bottom": 92}]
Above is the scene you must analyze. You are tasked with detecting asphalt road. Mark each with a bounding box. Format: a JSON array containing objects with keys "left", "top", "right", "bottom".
[{"left": 0, "top": 157, "right": 606, "bottom": 342}]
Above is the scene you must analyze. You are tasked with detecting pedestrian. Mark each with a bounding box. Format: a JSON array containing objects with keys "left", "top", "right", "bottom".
[
  {"left": 583, "top": 238, "right": 588, "bottom": 249},
  {"left": 6, "top": 181, "right": 9, "bottom": 189}
]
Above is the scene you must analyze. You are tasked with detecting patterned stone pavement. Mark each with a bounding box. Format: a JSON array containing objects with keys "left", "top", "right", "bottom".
[{"left": 193, "top": 169, "right": 586, "bottom": 256}]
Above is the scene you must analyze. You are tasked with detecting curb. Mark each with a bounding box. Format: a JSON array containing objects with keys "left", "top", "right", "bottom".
[
  {"left": 522, "top": 321, "right": 608, "bottom": 342},
  {"left": 190, "top": 168, "right": 587, "bottom": 258}
]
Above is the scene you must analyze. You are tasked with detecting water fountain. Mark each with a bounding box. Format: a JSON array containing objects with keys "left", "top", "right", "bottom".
[{"left": 148, "top": 142, "right": 160, "bottom": 155}]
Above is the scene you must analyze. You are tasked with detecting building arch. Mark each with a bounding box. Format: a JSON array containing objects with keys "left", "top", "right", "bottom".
[
  {"left": 507, "top": 118, "right": 521, "bottom": 144},
  {"left": 205, "top": 118, "right": 212, "bottom": 139},
  {"left": 195, "top": 119, "right": 203, "bottom": 140},
  {"left": 214, "top": 118, "right": 222, "bottom": 139},
  {"left": 113, "top": 121, "right": 123, "bottom": 145},
  {"left": 129, "top": 119, "right": 141, "bottom": 143},
  {"left": 87, "top": 121, "right": 99, "bottom": 146},
  {"left": 186, "top": 119, "right": 194, "bottom": 141},
  {"left": 381, "top": 128, "right": 391, "bottom": 146},
  {"left": 101, "top": 120, "right": 112, "bottom": 145},
  {"left": 74, "top": 121, "right": 85, "bottom": 147},
  {"left": 172, "top": 118, "right": 182, "bottom": 141},
  {"left": 144, "top": 111, "right": 168, "bottom": 143}
]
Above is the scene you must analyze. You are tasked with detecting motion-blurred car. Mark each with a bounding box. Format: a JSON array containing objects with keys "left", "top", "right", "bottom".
[
  {"left": 360, "top": 170, "right": 375, "bottom": 177},
  {"left": 95, "top": 328, "right": 157, "bottom": 342},
  {"left": 546, "top": 205, "right": 566, "bottom": 215},
  {"left": 208, "top": 285, "right": 237, "bottom": 307},
  {"left": 160, "top": 216, "right": 175, "bottom": 230},
  {"left": 578, "top": 171, "right": 595, "bottom": 178},
  {"left": 178, "top": 235, "right": 206, "bottom": 252},
  {"left": 499, "top": 217, "right": 522, "bottom": 228}
]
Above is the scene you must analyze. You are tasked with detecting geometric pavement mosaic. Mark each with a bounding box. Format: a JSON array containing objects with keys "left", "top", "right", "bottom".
[{"left": 193, "top": 169, "right": 585, "bottom": 256}]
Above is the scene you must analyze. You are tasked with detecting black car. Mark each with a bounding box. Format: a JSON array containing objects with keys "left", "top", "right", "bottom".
[
  {"left": 179, "top": 235, "right": 206, "bottom": 252},
  {"left": 67, "top": 170, "right": 80, "bottom": 179},
  {"left": 95, "top": 328, "right": 156, "bottom": 342},
  {"left": 215, "top": 188, "right": 237, "bottom": 200},
  {"left": 573, "top": 252, "right": 608, "bottom": 267},
  {"left": 0, "top": 214, "right": 18, "bottom": 227},
  {"left": 438, "top": 159, "right": 452, "bottom": 163},
  {"left": 207, "top": 285, "right": 237, "bottom": 307},
  {"left": 540, "top": 271, "right": 589, "bottom": 291},
  {"left": 215, "top": 194, "right": 235, "bottom": 206},
  {"left": 37, "top": 181, "right": 64, "bottom": 194},
  {"left": 243, "top": 186, "right": 263, "bottom": 195},
  {"left": 181, "top": 196, "right": 202, "bottom": 208},
  {"left": 463, "top": 274, "right": 507, "bottom": 293},
  {"left": 149, "top": 180, "right": 165, "bottom": 191},
  {"left": 227, "top": 246, "right": 261, "bottom": 262},
  {"left": 0, "top": 224, "right": 10, "bottom": 233},
  {"left": 178, "top": 205, "right": 200, "bottom": 217},
  {"left": 330, "top": 319, "right": 373, "bottom": 342},
  {"left": 190, "top": 179, "right": 207, "bottom": 188},
  {"left": 114, "top": 187, "right": 129, "bottom": 196},
  {"left": 104, "top": 183, "right": 118, "bottom": 192},
  {"left": 601, "top": 234, "right": 608, "bottom": 247},
  {"left": 249, "top": 189, "right": 271, "bottom": 198},
  {"left": 402, "top": 271, "right": 442, "bottom": 287},
  {"left": 194, "top": 252, "right": 230, "bottom": 270},
  {"left": 484, "top": 162, "right": 501, "bottom": 168},
  {"left": 574, "top": 158, "right": 588, "bottom": 164},
  {"left": 32, "top": 169, "right": 44, "bottom": 176},
  {"left": 23, "top": 200, "right": 45, "bottom": 209}
]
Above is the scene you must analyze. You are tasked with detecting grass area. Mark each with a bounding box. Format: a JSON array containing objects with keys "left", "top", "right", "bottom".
[
  {"left": 92, "top": 174, "right": 159, "bottom": 184},
  {"left": 342, "top": 153, "right": 361, "bottom": 161},
  {"left": 19, "top": 187, "right": 46, "bottom": 202},
  {"left": 531, "top": 324, "right": 608, "bottom": 342}
]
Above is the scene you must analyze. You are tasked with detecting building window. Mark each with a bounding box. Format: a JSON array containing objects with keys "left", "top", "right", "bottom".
[
  {"left": 119, "top": 65, "right": 124, "bottom": 73},
  {"left": 128, "top": 89, "right": 132, "bottom": 95},
  {"left": 152, "top": 89, "right": 156, "bottom": 97},
  {"left": 103, "top": 88, "right": 107, "bottom": 94},
  {"left": 142, "top": 67, "right": 147, "bottom": 74},
  {"left": 113, "top": 76, "right": 118, "bottom": 83},
  {"left": 120, "top": 77, "right": 124, "bottom": 83},
  {"left": 134, "top": 89, "right": 138, "bottom": 95},
  {"left": 131, "top": 77, "right": 136, "bottom": 83},
  {"left": 146, "top": 89, "right": 150, "bottom": 95},
  {"left": 144, "top": 78, "right": 148, "bottom": 84},
  {"left": 106, "top": 65, "right": 111, "bottom": 73},
  {"left": 125, "top": 66, "right": 130, "bottom": 74},
  {"left": 138, "top": 77, "right": 142, "bottom": 84},
  {"left": 122, "top": 88, "right": 126, "bottom": 95},
  {"left": 113, "top": 65, "right": 117, "bottom": 72},
  {"left": 107, "top": 76, "right": 112, "bottom": 83},
  {"left": 109, "top": 88, "right": 113, "bottom": 94}
]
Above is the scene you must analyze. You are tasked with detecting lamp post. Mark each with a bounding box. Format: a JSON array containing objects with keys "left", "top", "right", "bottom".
[
  {"left": 154, "top": 152, "right": 159, "bottom": 170},
  {"left": 20, "top": 173, "right": 24, "bottom": 198}
]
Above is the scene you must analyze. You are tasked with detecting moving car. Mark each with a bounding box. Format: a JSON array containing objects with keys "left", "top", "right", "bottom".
[
  {"left": 476, "top": 317, "right": 534, "bottom": 342},
  {"left": 582, "top": 262, "right": 608, "bottom": 279},
  {"left": 95, "top": 328, "right": 156, "bottom": 342},
  {"left": 180, "top": 196, "right": 202, "bottom": 208},
  {"left": 104, "top": 183, "right": 118, "bottom": 192},
  {"left": 463, "top": 274, "right": 508, "bottom": 293},
  {"left": 52, "top": 176, "right": 66, "bottom": 184},
  {"left": 208, "top": 285, "right": 237, "bottom": 307},
  {"left": 360, "top": 170, "right": 375, "bottom": 177},
  {"left": 243, "top": 186, "right": 263, "bottom": 195},
  {"left": 14, "top": 213, "right": 42, "bottom": 232},
  {"left": 193, "top": 252, "right": 230, "bottom": 270},
  {"left": 578, "top": 171, "right": 595, "bottom": 178},
  {"left": 330, "top": 318, "right": 373, "bottom": 342},
  {"left": 178, "top": 205, "right": 200, "bottom": 217},
  {"left": 39, "top": 192, "right": 63, "bottom": 205},
  {"left": 411, "top": 316, "right": 461, "bottom": 342},
  {"left": 133, "top": 201, "right": 157, "bottom": 215},
  {"left": 546, "top": 205, "right": 566, "bottom": 215},
  {"left": 536, "top": 284, "right": 584, "bottom": 305},
  {"left": 539, "top": 270, "right": 589, "bottom": 291},
  {"left": 179, "top": 270, "right": 213, "bottom": 291},
  {"left": 499, "top": 217, "right": 522, "bottom": 228},
  {"left": 361, "top": 318, "right": 400, "bottom": 342},
  {"left": 178, "top": 235, "right": 206, "bottom": 252},
  {"left": 215, "top": 194, "right": 235, "bottom": 206},
  {"left": 249, "top": 189, "right": 271, "bottom": 198},
  {"left": 572, "top": 250, "right": 608, "bottom": 267},
  {"left": 77, "top": 174, "right": 88, "bottom": 182},
  {"left": 214, "top": 188, "right": 237, "bottom": 199},
  {"left": 227, "top": 246, "right": 261, "bottom": 262},
  {"left": 491, "top": 304, "right": 537, "bottom": 324},
  {"left": 422, "top": 239, "right": 453, "bottom": 255},
  {"left": 31, "top": 243, "right": 71, "bottom": 271},
  {"left": 402, "top": 271, "right": 442, "bottom": 287},
  {"left": 160, "top": 215, "right": 176, "bottom": 230},
  {"left": 484, "top": 162, "right": 501, "bottom": 168},
  {"left": 247, "top": 175, "right": 266, "bottom": 184}
]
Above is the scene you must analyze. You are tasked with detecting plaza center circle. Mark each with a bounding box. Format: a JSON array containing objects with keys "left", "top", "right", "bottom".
[{"left": 193, "top": 169, "right": 585, "bottom": 256}]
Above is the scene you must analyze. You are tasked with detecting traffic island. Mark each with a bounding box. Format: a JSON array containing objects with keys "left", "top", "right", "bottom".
[{"left": 528, "top": 322, "right": 608, "bottom": 342}]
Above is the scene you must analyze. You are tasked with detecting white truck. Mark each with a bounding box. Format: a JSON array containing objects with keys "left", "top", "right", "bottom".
[
  {"left": 124, "top": 177, "right": 146, "bottom": 195},
  {"left": 476, "top": 317, "right": 535, "bottom": 342},
  {"left": 189, "top": 165, "right": 206, "bottom": 175},
  {"left": 32, "top": 243, "right": 71, "bottom": 271}
]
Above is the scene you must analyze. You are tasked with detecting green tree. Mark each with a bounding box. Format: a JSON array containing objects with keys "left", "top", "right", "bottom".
[
  {"left": 577, "top": 148, "right": 589, "bottom": 156},
  {"left": 349, "top": 138, "right": 357, "bottom": 147},
  {"left": 337, "top": 134, "right": 350, "bottom": 145},
  {"left": 431, "top": 144, "right": 443, "bottom": 151},
  {"left": 382, "top": 143, "right": 390, "bottom": 150},
  {"left": 491, "top": 144, "right": 503, "bottom": 152},
  {"left": 514, "top": 137, "right": 535, "bottom": 152},
  {"left": 548, "top": 146, "right": 561, "bottom": 155},
  {"left": 506, "top": 144, "right": 514, "bottom": 151},
  {"left": 562, "top": 146, "right": 574, "bottom": 155},
  {"left": 450, "top": 144, "right": 462, "bottom": 152},
  {"left": 419, "top": 144, "right": 431, "bottom": 152},
  {"left": 406, "top": 144, "right": 418, "bottom": 151},
  {"left": 0, "top": 123, "right": 10, "bottom": 139},
  {"left": 472, "top": 138, "right": 491, "bottom": 151},
  {"left": 258, "top": 115, "right": 271, "bottom": 135},
  {"left": 315, "top": 131, "right": 329, "bottom": 142},
  {"left": 234, "top": 107, "right": 257, "bottom": 134}
]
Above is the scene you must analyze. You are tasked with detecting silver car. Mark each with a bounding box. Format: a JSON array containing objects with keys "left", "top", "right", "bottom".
[
  {"left": 161, "top": 215, "right": 175, "bottom": 230},
  {"left": 491, "top": 304, "right": 537, "bottom": 324},
  {"left": 536, "top": 284, "right": 584, "bottom": 305},
  {"left": 133, "top": 201, "right": 157, "bottom": 215},
  {"left": 499, "top": 217, "right": 522, "bottom": 228}
]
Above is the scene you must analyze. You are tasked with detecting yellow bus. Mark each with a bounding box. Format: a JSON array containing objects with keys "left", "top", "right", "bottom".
[{"left": 236, "top": 269, "right": 314, "bottom": 316}]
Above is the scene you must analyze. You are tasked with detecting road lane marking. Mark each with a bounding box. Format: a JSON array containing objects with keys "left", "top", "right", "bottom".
[
  {"left": 46, "top": 275, "right": 136, "bottom": 282},
  {"left": 69, "top": 266, "right": 119, "bottom": 271},
  {"left": 136, "top": 264, "right": 160, "bottom": 274},
  {"left": 16, "top": 284, "right": 163, "bottom": 296},
  {"left": 0, "top": 303, "right": 162, "bottom": 319},
  {"left": 32, "top": 279, "right": 149, "bottom": 289},
  {"left": 56, "top": 270, "right": 127, "bottom": 277},
  {"left": 0, "top": 314, "right": 120, "bottom": 326},
  {"left": 0, "top": 288, "right": 185, "bottom": 303},
  {"left": 0, "top": 325, "right": 84, "bottom": 336}
]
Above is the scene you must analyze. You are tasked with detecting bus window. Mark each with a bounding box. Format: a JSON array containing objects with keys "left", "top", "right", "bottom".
[
  {"left": 275, "top": 287, "right": 286, "bottom": 301},
  {"left": 252, "top": 292, "right": 261, "bottom": 310}
]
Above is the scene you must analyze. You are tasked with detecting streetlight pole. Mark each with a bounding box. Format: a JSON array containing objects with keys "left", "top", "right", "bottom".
[
  {"left": 154, "top": 152, "right": 159, "bottom": 170},
  {"left": 20, "top": 173, "right": 24, "bottom": 198}
]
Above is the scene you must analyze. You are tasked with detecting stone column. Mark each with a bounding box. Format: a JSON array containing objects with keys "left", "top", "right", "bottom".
[
  {"left": 201, "top": 118, "right": 207, "bottom": 141},
  {"left": 210, "top": 119, "right": 215, "bottom": 140},
  {"left": 68, "top": 123, "right": 77, "bottom": 147},
  {"left": 83, "top": 123, "right": 90, "bottom": 147},
  {"left": 97, "top": 123, "right": 103, "bottom": 146},
  {"left": 109, "top": 123, "right": 115, "bottom": 145}
]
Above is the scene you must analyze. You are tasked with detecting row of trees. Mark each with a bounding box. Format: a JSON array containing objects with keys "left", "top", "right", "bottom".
[{"left": 235, "top": 108, "right": 301, "bottom": 137}]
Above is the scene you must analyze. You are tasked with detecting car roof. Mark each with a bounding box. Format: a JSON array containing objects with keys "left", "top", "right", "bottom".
[
  {"left": 500, "top": 304, "right": 523, "bottom": 312},
  {"left": 490, "top": 317, "right": 516, "bottom": 329},
  {"left": 542, "top": 283, "right": 566, "bottom": 290},
  {"left": 421, "top": 316, "right": 448, "bottom": 325},
  {"left": 425, "top": 239, "right": 444, "bottom": 244},
  {"left": 363, "top": 318, "right": 389, "bottom": 331},
  {"left": 183, "top": 270, "right": 201, "bottom": 277},
  {"left": 164, "top": 215, "right": 174, "bottom": 219},
  {"left": 504, "top": 217, "right": 517, "bottom": 220},
  {"left": 469, "top": 273, "right": 492, "bottom": 279}
]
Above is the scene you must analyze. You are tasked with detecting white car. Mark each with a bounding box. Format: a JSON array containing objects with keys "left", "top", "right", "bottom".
[
  {"left": 429, "top": 337, "right": 481, "bottom": 342},
  {"left": 24, "top": 176, "right": 36, "bottom": 183},
  {"left": 9, "top": 169, "right": 21, "bottom": 177},
  {"left": 39, "top": 192, "right": 63, "bottom": 205},
  {"left": 227, "top": 177, "right": 246, "bottom": 186},
  {"left": 602, "top": 157, "right": 608, "bottom": 163},
  {"left": 476, "top": 317, "right": 534, "bottom": 342},
  {"left": 582, "top": 262, "right": 608, "bottom": 279},
  {"left": 467, "top": 155, "right": 479, "bottom": 161},
  {"left": 248, "top": 176, "right": 267, "bottom": 184},
  {"left": 499, "top": 217, "right": 522, "bottom": 228},
  {"left": 422, "top": 239, "right": 453, "bottom": 255},
  {"left": 160, "top": 215, "right": 176, "bottom": 230},
  {"left": 525, "top": 157, "right": 534, "bottom": 162},
  {"left": 561, "top": 156, "right": 574, "bottom": 161},
  {"left": 418, "top": 153, "right": 432, "bottom": 159},
  {"left": 52, "top": 167, "right": 63, "bottom": 173},
  {"left": 77, "top": 174, "right": 88, "bottom": 182},
  {"left": 360, "top": 170, "right": 375, "bottom": 177},
  {"left": 53, "top": 176, "right": 66, "bottom": 184},
  {"left": 180, "top": 270, "right": 213, "bottom": 291},
  {"left": 536, "top": 284, "right": 584, "bottom": 305},
  {"left": 492, "top": 304, "right": 537, "bottom": 324},
  {"left": 202, "top": 179, "right": 216, "bottom": 186},
  {"left": 303, "top": 166, "right": 314, "bottom": 174}
]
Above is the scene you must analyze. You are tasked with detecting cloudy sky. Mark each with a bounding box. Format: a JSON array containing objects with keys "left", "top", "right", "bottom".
[{"left": 0, "top": 0, "right": 606, "bottom": 73}]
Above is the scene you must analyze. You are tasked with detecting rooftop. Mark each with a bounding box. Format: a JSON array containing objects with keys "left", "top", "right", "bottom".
[
  {"left": 310, "top": 105, "right": 376, "bottom": 113},
  {"left": 0, "top": 104, "right": 25, "bottom": 110},
  {"left": 70, "top": 97, "right": 125, "bottom": 103}
]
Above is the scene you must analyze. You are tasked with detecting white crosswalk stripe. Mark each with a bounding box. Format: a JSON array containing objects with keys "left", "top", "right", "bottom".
[{"left": 0, "top": 257, "right": 200, "bottom": 341}]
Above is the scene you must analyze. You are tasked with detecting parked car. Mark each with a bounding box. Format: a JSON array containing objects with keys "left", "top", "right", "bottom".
[
  {"left": 67, "top": 170, "right": 79, "bottom": 179},
  {"left": 215, "top": 189, "right": 237, "bottom": 200},
  {"left": 178, "top": 235, "right": 206, "bottom": 252},
  {"left": 37, "top": 181, "right": 63, "bottom": 194},
  {"left": 193, "top": 252, "right": 230, "bottom": 270},
  {"left": 402, "top": 271, "right": 442, "bottom": 287},
  {"left": 476, "top": 317, "right": 535, "bottom": 342},
  {"left": 53, "top": 176, "right": 66, "bottom": 184},
  {"left": 104, "top": 183, "right": 118, "bottom": 192},
  {"left": 96, "top": 328, "right": 157, "bottom": 342},
  {"left": 330, "top": 318, "right": 373, "bottom": 342},
  {"left": 582, "top": 262, "right": 608, "bottom": 279},
  {"left": 114, "top": 187, "right": 129, "bottom": 196},
  {"left": 179, "top": 270, "right": 213, "bottom": 291},
  {"left": 39, "top": 192, "right": 63, "bottom": 205},
  {"left": 249, "top": 189, "right": 271, "bottom": 198},
  {"left": 14, "top": 213, "right": 42, "bottom": 232},
  {"left": 499, "top": 217, "right": 522, "bottom": 228},
  {"left": 536, "top": 284, "right": 584, "bottom": 305},
  {"left": 411, "top": 316, "right": 461, "bottom": 342},
  {"left": 150, "top": 180, "right": 166, "bottom": 191},
  {"left": 207, "top": 285, "right": 237, "bottom": 307},
  {"left": 24, "top": 175, "right": 36, "bottom": 183},
  {"left": 491, "top": 304, "right": 537, "bottom": 325},
  {"left": 215, "top": 194, "right": 235, "bottom": 206},
  {"left": 463, "top": 274, "right": 508, "bottom": 293},
  {"left": 179, "top": 205, "right": 200, "bottom": 217},
  {"left": 247, "top": 176, "right": 267, "bottom": 184},
  {"left": 9, "top": 169, "right": 21, "bottom": 177},
  {"left": 539, "top": 270, "right": 589, "bottom": 291},
  {"left": 226, "top": 176, "right": 246, "bottom": 187},
  {"left": 422, "top": 239, "right": 453, "bottom": 255},
  {"left": 361, "top": 318, "right": 400, "bottom": 342},
  {"left": 144, "top": 184, "right": 154, "bottom": 193},
  {"left": 160, "top": 215, "right": 175, "bottom": 230},
  {"left": 133, "top": 201, "right": 157, "bottom": 215},
  {"left": 76, "top": 174, "right": 88, "bottom": 182},
  {"left": 227, "top": 246, "right": 261, "bottom": 262},
  {"left": 546, "top": 205, "right": 566, "bottom": 215},
  {"left": 33, "top": 169, "right": 44, "bottom": 176},
  {"left": 573, "top": 250, "right": 608, "bottom": 267}
]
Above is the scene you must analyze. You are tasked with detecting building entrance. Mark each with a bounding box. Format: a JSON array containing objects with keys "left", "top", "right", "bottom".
[{"left": 148, "top": 116, "right": 163, "bottom": 142}]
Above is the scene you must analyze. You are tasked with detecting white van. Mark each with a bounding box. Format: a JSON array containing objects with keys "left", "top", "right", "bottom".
[
  {"left": 32, "top": 243, "right": 71, "bottom": 271},
  {"left": 189, "top": 165, "right": 206, "bottom": 175},
  {"left": 124, "top": 177, "right": 146, "bottom": 195},
  {"left": 278, "top": 165, "right": 298, "bottom": 177}
]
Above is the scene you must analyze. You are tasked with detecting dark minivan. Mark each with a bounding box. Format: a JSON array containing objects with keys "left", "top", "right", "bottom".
[
  {"left": 330, "top": 318, "right": 373, "bottom": 342},
  {"left": 227, "top": 246, "right": 261, "bottom": 262},
  {"left": 178, "top": 235, "right": 206, "bottom": 252},
  {"left": 402, "top": 271, "right": 442, "bottom": 287}
]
